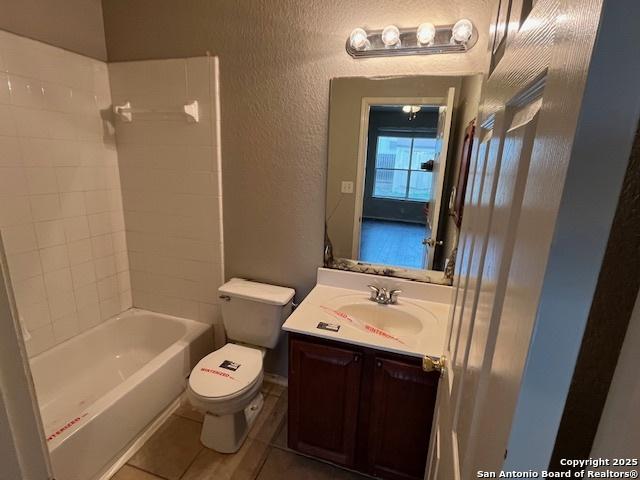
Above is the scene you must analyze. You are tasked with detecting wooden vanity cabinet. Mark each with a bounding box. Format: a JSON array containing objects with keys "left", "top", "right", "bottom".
[{"left": 288, "top": 334, "right": 440, "bottom": 480}]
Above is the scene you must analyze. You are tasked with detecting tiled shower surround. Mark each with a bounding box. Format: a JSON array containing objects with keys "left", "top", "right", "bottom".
[
  {"left": 0, "top": 30, "right": 131, "bottom": 356},
  {"left": 0, "top": 30, "right": 224, "bottom": 356}
]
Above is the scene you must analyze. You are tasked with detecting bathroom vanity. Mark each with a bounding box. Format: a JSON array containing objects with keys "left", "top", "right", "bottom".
[{"left": 283, "top": 269, "right": 450, "bottom": 480}]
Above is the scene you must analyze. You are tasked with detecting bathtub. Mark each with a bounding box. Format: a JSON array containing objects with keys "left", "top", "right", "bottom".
[{"left": 29, "top": 309, "right": 212, "bottom": 480}]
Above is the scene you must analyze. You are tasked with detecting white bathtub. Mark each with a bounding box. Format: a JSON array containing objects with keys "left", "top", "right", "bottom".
[{"left": 29, "top": 309, "right": 212, "bottom": 480}]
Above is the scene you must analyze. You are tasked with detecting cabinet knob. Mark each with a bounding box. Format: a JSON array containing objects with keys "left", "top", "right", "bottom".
[
  {"left": 376, "top": 360, "right": 382, "bottom": 368},
  {"left": 354, "top": 354, "right": 361, "bottom": 363}
]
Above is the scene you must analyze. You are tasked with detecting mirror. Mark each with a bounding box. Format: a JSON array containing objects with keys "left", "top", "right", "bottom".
[{"left": 324, "top": 75, "right": 482, "bottom": 284}]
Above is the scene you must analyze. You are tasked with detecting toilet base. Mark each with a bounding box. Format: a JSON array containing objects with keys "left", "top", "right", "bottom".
[{"left": 200, "top": 393, "right": 265, "bottom": 453}]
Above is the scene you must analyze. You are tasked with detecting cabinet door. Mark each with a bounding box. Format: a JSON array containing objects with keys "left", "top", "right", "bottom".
[
  {"left": 367, "top": 356, "right": 439, "bottom": 480},
  {"left": 288, "top": 339, "right": 363, "bottom": 467}
]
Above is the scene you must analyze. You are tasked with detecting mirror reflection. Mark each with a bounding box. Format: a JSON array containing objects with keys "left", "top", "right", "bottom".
[{"left": 324, "top": 75, "right": 482, "bottom": 284}]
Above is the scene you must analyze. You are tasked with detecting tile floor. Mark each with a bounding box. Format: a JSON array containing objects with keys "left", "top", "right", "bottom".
[{"left": 110, "top": 381, "right": 370, "bottom": 480}]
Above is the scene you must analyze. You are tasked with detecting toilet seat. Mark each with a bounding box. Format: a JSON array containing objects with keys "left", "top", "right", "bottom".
[{"left": 189, "top": 343, "right": 263, "bottom": 400}]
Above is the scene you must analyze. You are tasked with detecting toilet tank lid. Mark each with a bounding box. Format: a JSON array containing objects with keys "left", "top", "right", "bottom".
[{"left": 219, "top": 278, "right": 295, "bottom": 306}]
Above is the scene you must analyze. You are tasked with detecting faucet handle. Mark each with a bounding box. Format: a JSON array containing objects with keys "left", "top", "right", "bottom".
[
  {"left": 367, "top": 285, "right": 380, "bottom": 301},
  {"left": 388, "top": 289, "right": 402, "bottom": 304}
]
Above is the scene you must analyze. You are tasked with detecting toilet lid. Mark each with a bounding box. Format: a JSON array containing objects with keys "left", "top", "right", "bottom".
[{"left": 189, "top": 343, "right": 263, "bottom": 398}]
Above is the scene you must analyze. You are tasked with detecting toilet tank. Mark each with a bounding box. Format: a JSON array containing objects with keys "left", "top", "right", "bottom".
[{"left": 218, "top": 278, "right": 295, "bottom": 349}]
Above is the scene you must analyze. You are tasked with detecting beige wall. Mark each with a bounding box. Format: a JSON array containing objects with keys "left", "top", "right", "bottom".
[
  {"left": 326, "top": 75, "right": 463, "bottom": 260},
  {"left": 0, "top": 30, "right": 131, "bottom": 357},
  {"left": 0, "top": 0, "right": 107, "bottom": 60},
  {"left": 102, "top": 0, "right": 491, "bottom": 298},
  {"left": 109, "top": 57, "right": 225, "bottom": 332}
]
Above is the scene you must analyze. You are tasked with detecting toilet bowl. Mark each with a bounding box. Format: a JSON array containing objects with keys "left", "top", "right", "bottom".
[
  {"left": 188, "top": 343, "right": 265, "bottom": 452},
  {"left": 187, "top": 278, "right": 294, "bottom": 453}
]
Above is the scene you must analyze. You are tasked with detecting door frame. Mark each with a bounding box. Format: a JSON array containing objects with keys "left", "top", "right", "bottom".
[
  {"left": 351, "top": 94, "right": 455, "bottom": 277},
  {"left": 352, "top": 95, "right": 447, "bottom": 263}
]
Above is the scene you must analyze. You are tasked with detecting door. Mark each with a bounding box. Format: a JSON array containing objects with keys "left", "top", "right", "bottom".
[
  {"left": 424, "top": 87, "right": 455, "bottom": 269},
  {"left": 426, "top": 0, "right": 614, "bottom": 478},
  {"left": 288, "top": 338, "right": 363, "bottom": 467},
  {"left": 367, "top": 356, "right": 439, "bottom": 480}
]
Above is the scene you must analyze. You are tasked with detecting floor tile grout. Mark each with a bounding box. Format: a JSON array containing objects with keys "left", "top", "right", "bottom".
[
  {"left": 177, "top": 445, "right": 205, "bottom": 480},
  {"left": 127, "top": 464, "right": 171, "bottom": 480}
]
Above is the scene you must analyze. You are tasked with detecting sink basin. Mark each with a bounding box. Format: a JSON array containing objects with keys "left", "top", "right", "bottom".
[
  {"left": 324, "top": 294, "right": 439, "bottom": 338},
  {"left": 336, "top": 303, "right": 423, "bottom": 336}
]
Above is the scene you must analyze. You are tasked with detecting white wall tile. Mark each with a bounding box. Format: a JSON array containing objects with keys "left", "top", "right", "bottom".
[
  {"left": 0, "top": 136, "right": 21, "bottom": 166},
  {"left": 97, "top": 275, "right": 118, "bottom": 301},
  {"left": 35, "top": 220, "right": 66, "bottom": 247},
  {"left": 21, "top": 300, "right": 51, "bottom": 331},
  {"left": 26, "top": 167, "right": 58, "bottom": 194},
  {"left": 30, "top": 194, "right": 61, "bottom": 221},
  {"left": 48, "top": 289, "right": 76, "bottom": 320},
  {"left": 68, "top": 238, "right": 93, "bottom": 265},
  {"left": 63, "top": 216, "right": 90, "bottom": 241},
  {"left": 52, "top": 312, "right": 79, "bottom": 342},
  {"left": 43, "top": 268, "right": 73, "bottom": 294},
  {"left": 2, "top": 224, "right": 37, "bottom": 253},
  {"left": 0, "top": 167, "right": 28, "bottom": 195},
  {"left": 7, "top": 250, "right": 42, "bottom": 281},
  {"left": 71, "top": 261, "right": 96, "bottom": 289},
  {"left": 0, "top": 195, "right": 31, "bottom": 226},
  {"left": 39, "top": 244, "right": 69, "bottom": 272}
]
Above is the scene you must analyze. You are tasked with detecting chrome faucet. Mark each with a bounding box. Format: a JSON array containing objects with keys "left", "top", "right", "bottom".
[{"left": 367, "top": 285, "right": 401, "bottom": 305}]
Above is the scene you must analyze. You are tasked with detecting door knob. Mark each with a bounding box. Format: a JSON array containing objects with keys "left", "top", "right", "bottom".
[
  {"left": 422, "top": 238, "right": 443, "bottom": 247},
  {"left": 422, "top": 355, "right": 446, "bottom": 373}
]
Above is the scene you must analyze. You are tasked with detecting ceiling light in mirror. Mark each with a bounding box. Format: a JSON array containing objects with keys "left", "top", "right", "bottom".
[
  {"left": 416, "top": 23, "right": 436, "bottom": 45},
  {"left": 349, "top": 28, "right": 370, "bottom": 50}
]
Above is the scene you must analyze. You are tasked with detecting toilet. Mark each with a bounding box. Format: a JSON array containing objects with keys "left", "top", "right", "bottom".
[{"left": 187, "top": 278, "right": 295, "bottom": 453}]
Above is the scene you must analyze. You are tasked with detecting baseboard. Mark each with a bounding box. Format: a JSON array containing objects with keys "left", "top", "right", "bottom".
[{"left": 263, "top": 372, "right": 288, "bottom": 387}]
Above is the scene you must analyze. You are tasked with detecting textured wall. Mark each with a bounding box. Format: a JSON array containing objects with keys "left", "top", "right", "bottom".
[
  {"left": 0, "top": 30, "right": 131, "bottom": 357},
  {"left": 0, "top": 0, "right": 107, "bottom": 60},
  {"left": 109, "top": 57, "right": 225, "bottom": 333},
  {"left": 102, "top": 0, "right": 491, "bottom": 299}
]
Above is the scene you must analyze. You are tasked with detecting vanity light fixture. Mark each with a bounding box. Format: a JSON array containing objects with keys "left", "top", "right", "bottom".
[
  {"left": 451, "top": 19, "right": 474, "bottom": 44},
  {"left": 402, "top": 105, "right": 422, "bottom": 120},
  {"left": 381, "top": 25, "right": 401, "bottom": 47},
  {"left": 416, "top": 23, "right": 436, "bottom": 45},
  {"left": 346, "top": 19, "right": 477, "bottom": 58},
  {"left": 349, "top": 27, "right": 370, "bottom": 50}
]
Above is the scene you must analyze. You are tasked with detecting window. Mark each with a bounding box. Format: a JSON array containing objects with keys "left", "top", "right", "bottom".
[{"left": 373, "top": 136, "right": 437, "bottom": 201}]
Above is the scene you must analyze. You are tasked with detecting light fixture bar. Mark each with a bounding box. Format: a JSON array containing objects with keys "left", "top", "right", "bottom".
[{"left": 346, "top": 22, "right": 477, "bottom": 58}]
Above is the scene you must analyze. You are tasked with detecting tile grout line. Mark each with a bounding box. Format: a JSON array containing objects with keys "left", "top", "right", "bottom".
[
  {"left": 177, "top": 444, "right": 205, "bottom": 480},
  {"left": 251, "top": 445, "right": 274, "bottom": 480},
  {"left": 125, "top": 464, "right": 170, "bottom": 480}
]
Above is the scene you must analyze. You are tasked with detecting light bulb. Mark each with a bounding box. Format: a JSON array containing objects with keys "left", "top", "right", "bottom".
[
  {"left": 416, "top": 23, "right": 436, "bottom": 45},
  {"left": 349, "top": 28, "right": 369, "bottom": 50},
  {"left": 451, "top": 19, "right": 473, "bottom": 43},
  {"left": 402, "top": 105, "right": 421, "bottom": 113},
  {"left": 381, "top": 25, "right": 401, "bottom": 47}
]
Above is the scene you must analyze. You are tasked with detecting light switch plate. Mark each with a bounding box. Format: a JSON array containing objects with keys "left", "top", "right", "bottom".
[{"left": 341, "top": 181, "right": 354, "bottom": 194}]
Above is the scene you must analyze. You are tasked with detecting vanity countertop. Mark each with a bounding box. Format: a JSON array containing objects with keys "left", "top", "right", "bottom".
[{"left": 282, "top": 269, "right": 451, "bottom": 359}]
